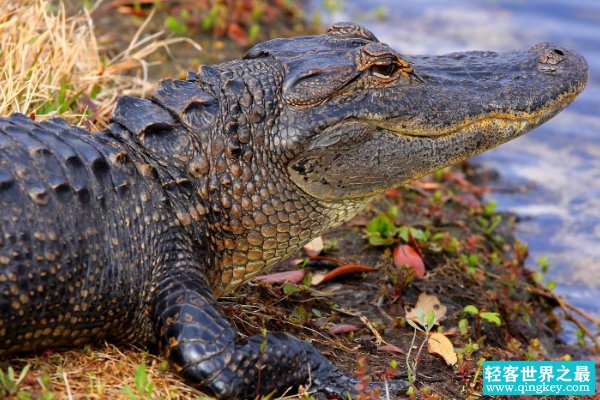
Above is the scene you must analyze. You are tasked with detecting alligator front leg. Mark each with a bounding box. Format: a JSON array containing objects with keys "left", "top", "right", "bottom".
[{"left": 151, "top": 265, "right": 411, "bottom": 399}]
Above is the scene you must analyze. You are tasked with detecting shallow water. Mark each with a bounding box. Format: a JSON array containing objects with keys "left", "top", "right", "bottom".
[{"left": 312, "top": 0, "right": 600, "bottom": 343}]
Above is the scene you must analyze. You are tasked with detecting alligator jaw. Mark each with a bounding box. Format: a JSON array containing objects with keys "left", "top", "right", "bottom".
[{"left": 369, "top": 91, "right": 582, "bottom": 138}]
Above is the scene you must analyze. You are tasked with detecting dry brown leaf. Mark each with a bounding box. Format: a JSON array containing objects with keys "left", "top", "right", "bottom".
[
  {"left": 311, "top": 265, "right": 376, "bottom": 285},
  {"left": 304, "top": 236, "right": 324, "bottom": 257},
  {"left": 427, "top": 333, "right": 457, "bottom": 365},
  {"left": 404, "top": 293, "right": 447, "bottom": 325},
  {"left": 311, "top": 272, "right": 326, "bottom": 285}
]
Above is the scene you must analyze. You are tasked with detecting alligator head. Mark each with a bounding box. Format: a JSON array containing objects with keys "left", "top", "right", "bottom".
[
  {"left": 120, "top": 22, "right": 587, "bottom": 295},
  {"left": 242, "top": 22, "right": 588, "bottom": 201}
]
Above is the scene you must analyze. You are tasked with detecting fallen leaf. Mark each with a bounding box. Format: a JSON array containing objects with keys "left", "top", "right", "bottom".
[
  {"left": 385, "top": 188, "right": 402, "bottom": 199},
  {"left": 427, "top": 333, "right": 457, "bottom": 365},
  {"left": 420, "top": 182, "right": 441, "bottom": 190},
  {"left": 311, "top": 273, "right": 326, "bottom": 285},
  {"left": 116, "top": 5, "right": 147, "bottom": 16},
  {"left": 328, "top": 324, "right": 360, "bottom": 334},
  {"left": 377, "top": 345, "right": 406, "bottom": 354},
  {"left": 404, "top": 293, "right": 447, "bottom": 325},
  {"left": 255, "top": 270, "right": 305, "bottom": 284},
  {"left": 304, "top": 236, "right": 324, "bottom": 257},
  {"left": 440, "top": 331, "right": 460, "bottom": 336},
  {"left": 227, "top": 23, "right": 249, "bottom": 46},
  {"left": 311, "top": 265, "right": 376, "bottom": 285},
  {"left": 393, "top": 245, "right": 425, "bottom": 277}
]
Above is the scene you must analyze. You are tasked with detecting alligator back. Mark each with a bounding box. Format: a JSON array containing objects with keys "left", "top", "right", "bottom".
[{"left": 0, "top": 114, "right": 154, "bottom": 353}]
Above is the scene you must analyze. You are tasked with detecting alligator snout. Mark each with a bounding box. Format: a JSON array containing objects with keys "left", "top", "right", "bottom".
[{"left": 529, "top": 42, "right": 572, "bottom": 64}]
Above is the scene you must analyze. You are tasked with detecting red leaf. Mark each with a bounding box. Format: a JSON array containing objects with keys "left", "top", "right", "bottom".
[
  {"left": 328, "top": 324, "right": 360, "bottom": 334},
  {"left": 227, "top": 23, "right": 249, "bottom": 46},
  {"left": 255, "top": 270, "right": 305, "bottom": 284},
  {"left": 385, "top": 188, "right": 402, "bottom": 199},
  {"left": 377, "top": 345, "right": 406, "bottom": 354},
  {"left": 393, "top": 245, "right": 425, "bottom": 277},
  {"left": 311, "top": 265, "right": 376, "bottom": 285}
]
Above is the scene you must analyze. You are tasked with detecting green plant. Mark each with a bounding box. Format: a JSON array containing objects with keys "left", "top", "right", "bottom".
[
  {"left": 0, "top": 365, "right": 30, "bottom": 397},
  {"left": 483, "top": 200, "right": 497, "bottom": 217},
  {"left": 477, "top": 214, "right": 502, "bottom": 234},
  {"left": 405, "top": 308, "right": 436, "bottom": 383},
  {"left": 459, "top": 254, "right": 479, "bottom": 275},
  {"left": 525, "top": 338, "right": 543, "bottom": 360},
  {"left": 364, "top": 210, "right": 398, "bottom": 246},
  {"left": 533, "top": 256, "right": 556, "bottom": 289},
  {"left": 363, "top": 206, "right": 433, "bottom": 247},
  {"left": 123, "top": 363, "right": 155, "bottom": 400},
  {"left": 455, "top": 340, "right": 480, "bottom": 383},
  {"left": 462, "top": 305, "right": 501, "bottom": 340},
  {"left": 429, "top": 231, "right": 460, "bottom": 253}
]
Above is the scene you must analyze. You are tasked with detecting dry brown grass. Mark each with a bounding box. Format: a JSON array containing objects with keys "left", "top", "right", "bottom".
[
  {"left": 0, "top": 0, "right": 200, "bottom": 130},
  {"left": 5, "top": 343, "right": 210, "bottom": 399}
]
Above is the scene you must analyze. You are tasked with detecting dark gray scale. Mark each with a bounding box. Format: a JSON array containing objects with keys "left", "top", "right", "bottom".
[
  {"left": 0, "top": 125, "right": 64, "bottom": 343},
  {"left": 78, "top": 130, "right": 137, "bottom": 200},
  {"left": 57, "top": 126, "right": 112, "bottom": 196},
  {"left": 0, "top": 159, "right": 19, "bottom": 204},
  {"left": 151, "top": 79, "right": 219, "bottom": 130},
  {"left": 0, "top": 120, "right": 82, "bottom": 324},
  {"left": 3, "top": 119, "right": 73, "bottom": 204},
  {"left": 112, "top": 96, "right": 192, "bottom": 156},
  {"left": 140, "top": 124, "right": 191, "bottom": 156},
  {"left": 34, "top": 120, "right": 92, "bottom": 205},
  {"left": 112, "top": 96, "right": 176, "bottom": 134},
  {"left": 0, "top": 125, "right": 52, "bottom": 209},
  {"left": 196, "top": 65, "right": 219, "bottom": 79}
]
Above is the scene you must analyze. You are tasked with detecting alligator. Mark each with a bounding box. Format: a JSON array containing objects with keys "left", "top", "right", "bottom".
[{"left": 0, "top": 22, "right": 588, "bottom": 399}]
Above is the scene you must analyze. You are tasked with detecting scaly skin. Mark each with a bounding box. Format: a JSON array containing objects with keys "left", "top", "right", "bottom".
[{"left": 0, "top": 23, "right": 588, "bottom": 399}]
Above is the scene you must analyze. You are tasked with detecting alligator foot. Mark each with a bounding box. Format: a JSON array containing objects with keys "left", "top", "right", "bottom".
[
  {"left": 310, "top": 373, "right": 412, "bottom": 400},
  {"left": 151, "top": 264, "right": 411, "bottom": 399}
]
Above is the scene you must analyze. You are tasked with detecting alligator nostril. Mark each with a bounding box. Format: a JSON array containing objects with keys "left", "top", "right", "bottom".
[{"left": 539, "top": 49, "right": 565, "bottom": 65}]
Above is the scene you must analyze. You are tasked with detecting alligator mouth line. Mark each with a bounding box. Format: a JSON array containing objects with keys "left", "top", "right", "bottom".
[{"left": 369, "top": 91, "right": 580, "bottom": 138}]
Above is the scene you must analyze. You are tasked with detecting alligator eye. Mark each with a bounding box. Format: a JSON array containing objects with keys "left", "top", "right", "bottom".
[{"left": 370, "top": 63, "right": 399, "bottom": 78}]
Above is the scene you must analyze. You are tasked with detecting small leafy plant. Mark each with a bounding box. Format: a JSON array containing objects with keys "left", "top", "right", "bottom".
[
  {"left": 0, "top": 365, "right": 30, "bottom": 397},
  {"left": 461, "top": 305, "right": 501, "bottom": 340},
  {"left": 405, "top": 307, "right": 436, "bottom": 383},
  {"left": 123, "top": 363, "right": 154, "bottom": 400}
]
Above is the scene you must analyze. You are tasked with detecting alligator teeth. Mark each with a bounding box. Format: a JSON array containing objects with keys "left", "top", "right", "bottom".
[
  {"left": 534, "top": 116, "right": 541, "bottom": 124},
  {"left": 520, "top": 120, "right": 528, "bottom": 129}
]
